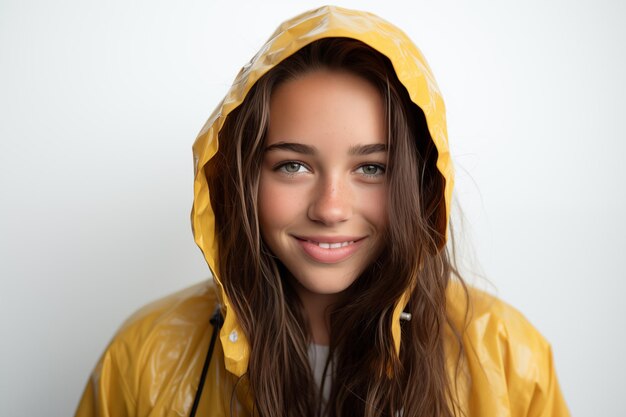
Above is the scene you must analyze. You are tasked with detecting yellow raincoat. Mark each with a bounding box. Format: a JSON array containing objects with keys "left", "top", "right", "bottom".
[{"left": 76, "top": 5, "right": 570, "bottom": 417}]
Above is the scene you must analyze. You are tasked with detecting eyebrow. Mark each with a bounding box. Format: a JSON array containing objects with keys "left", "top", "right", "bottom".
[
  {"left": 348, "top": 143, "right": 388, "bottom": 156},
  {"left": 264, "top": 142, "right": 387, "bottom": 155},
  {"left": 264, "top": 142, "right": 316, "bottom": 155}
]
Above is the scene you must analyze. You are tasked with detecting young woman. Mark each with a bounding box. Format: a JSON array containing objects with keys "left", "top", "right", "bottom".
[{"left": 76, "top": 6, "right": 569, "bottom": 417}]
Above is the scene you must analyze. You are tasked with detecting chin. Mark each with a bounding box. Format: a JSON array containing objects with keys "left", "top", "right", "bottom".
[{"left": 293, "top": 269, "right": 360, "bottom": 296}]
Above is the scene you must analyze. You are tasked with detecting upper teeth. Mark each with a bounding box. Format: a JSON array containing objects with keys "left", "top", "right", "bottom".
[{"left": 313, "top": 241, "right": 354, "bottom": 249}]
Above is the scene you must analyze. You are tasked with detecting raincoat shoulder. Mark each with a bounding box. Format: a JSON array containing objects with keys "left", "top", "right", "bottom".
[
  {"left": 447, "top": 284, "right": 570, "bottom": 417},
  {"left": 74, "top": 280, "right": 569, "bottom": 417},
  {"left": 74, "top": 280, "right": 250, "bottom": 417}
]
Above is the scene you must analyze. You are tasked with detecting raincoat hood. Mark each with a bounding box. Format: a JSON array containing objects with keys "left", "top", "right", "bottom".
[{"left": 191, "top": 5, "right": 454, "bottom": 377}]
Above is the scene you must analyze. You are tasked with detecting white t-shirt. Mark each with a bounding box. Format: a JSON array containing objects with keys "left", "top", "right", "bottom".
[{"left": 308, "top": 343, "right": 331, "bottom": 401}]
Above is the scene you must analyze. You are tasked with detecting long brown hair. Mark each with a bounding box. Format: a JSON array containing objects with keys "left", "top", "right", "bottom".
[{"left": 207, "top": 37, "right": 465, "bottom": 417}]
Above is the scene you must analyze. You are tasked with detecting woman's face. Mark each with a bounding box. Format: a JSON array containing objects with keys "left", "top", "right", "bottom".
[{"left": 258, "top": 69, "right": 388, "bottom": 302}]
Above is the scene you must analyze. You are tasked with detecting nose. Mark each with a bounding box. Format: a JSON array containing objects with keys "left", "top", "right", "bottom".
[{"left": 307, "top": 175, "right": 352, "bottom": 225}]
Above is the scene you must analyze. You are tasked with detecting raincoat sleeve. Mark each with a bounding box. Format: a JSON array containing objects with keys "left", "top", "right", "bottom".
[
  {"left": 525, "top": 343, "right": 569, "bottom": 417},
  {"left": 75, "top": 340, "right": 136, "bottom": 417},
  {"left": 504, "top": 310, "right": 570, "bottom": 417},
  {"left": 456, "top": 286, "right": 571, "bottom": 417}
]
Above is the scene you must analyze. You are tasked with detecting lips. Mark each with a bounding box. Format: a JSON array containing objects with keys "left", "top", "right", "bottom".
[{"left": 293, "top": 235, "right": 365, "bottom": 263}]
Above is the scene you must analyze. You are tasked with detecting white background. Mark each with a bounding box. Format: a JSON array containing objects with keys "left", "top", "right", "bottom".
[{"left": 1, "top": 0, "right": 624, "bottom": 416}]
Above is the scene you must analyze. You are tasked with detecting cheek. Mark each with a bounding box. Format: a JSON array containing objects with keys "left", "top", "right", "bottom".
[
  {"left": 357, "top": 185, "right": 388, "bottom": 230},
  {"left": 258, "top": 178, "right": 303, "bottom": 232}
]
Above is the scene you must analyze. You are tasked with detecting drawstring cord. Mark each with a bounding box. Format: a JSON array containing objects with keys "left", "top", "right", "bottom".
[{"left": 189, "top": 306, "right": 224, "bottom": 417}]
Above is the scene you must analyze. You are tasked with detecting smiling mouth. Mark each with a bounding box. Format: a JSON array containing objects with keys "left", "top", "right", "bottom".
[{"left": 293, "top": 236, "right": 365, "bottom": 263}]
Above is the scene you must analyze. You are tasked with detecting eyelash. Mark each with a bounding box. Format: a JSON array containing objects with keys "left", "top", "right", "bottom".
[{"left": 273, "top": 161, "right": 386, "bottom": 178}]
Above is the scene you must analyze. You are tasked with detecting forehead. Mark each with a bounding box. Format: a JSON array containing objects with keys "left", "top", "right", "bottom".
[{"left": 266, "top": 69, "right": 385, "bottom": 147}]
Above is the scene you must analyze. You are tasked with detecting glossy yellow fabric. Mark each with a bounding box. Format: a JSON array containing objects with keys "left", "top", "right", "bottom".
[
  {"left": 76, "top": 5, "right": 570, "bottom": 417},
  {"left": 76, "top": 280, "right": 569, "bottom": 416}
]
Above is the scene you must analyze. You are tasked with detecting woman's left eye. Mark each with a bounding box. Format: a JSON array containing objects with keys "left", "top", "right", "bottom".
[{"left": 355, "top": 164, "right": 385, "bottom": 176}]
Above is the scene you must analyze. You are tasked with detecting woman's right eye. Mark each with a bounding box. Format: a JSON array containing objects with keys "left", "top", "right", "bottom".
[{"left": 276, "top": 162, "right": 309, "bottom": 175}]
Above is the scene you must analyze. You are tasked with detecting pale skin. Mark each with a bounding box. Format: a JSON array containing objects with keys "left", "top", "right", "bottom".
[{"left": 258, "top": 69, "right": 389, "bottom": 345}]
